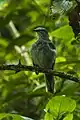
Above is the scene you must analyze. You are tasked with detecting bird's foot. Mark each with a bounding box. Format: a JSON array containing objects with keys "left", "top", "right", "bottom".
[{"left": 33, "top": 64, "right": 39, "bottom": 75}]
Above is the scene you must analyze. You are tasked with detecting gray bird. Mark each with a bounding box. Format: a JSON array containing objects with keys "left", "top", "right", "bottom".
[{"left": 31, "top": 27, "right": 56, "bottom": 93}]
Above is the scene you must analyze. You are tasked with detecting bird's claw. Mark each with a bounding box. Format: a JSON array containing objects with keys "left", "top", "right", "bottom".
[{"left": 33, "top": 64, "right": 39, "bottom": 75}]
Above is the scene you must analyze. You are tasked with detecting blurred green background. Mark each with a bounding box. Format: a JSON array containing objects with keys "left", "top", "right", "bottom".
[{"left": 0, "top": 0, "right": 80, "bottom": 120}]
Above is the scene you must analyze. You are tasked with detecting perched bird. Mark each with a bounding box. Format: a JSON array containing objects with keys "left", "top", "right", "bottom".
[{"left": 31, "top": 27, "right": 56, "bottom": 93}]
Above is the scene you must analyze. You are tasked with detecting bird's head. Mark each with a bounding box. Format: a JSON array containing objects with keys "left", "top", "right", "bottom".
[{"left": 34, "top": 27, "right": 49, "bottom": 40}]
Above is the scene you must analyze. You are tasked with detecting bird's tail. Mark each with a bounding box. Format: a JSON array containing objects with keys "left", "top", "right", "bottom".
[{"left": 44, "top": 73, "right": 54, "bottom": 93}]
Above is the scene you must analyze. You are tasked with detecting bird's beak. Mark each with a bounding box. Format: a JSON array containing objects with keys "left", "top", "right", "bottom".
[
  {"left": 33, "top": 28, "right": 39, "bottom": 32},
  {"left": 33, "top": 29, "right": 37, "bottom": 32}
]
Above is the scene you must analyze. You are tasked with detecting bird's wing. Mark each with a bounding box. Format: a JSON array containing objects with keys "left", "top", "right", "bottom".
[
  {"left": 48, "top": 41, "right": 56, "bottom": 49},
  {"left": 47, "top": 41, "right": 56, "bottom": 70}
]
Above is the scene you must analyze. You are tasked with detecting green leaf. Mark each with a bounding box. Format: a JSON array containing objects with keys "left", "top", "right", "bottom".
[
  {"left": 44, "top": 96, "right": 76, "bottom": 120},
  {"left": 0, "top": 113, "right": 34, "bottom": 120},
  {"left": 51, "top": 25, "right": 74, "bottom": 40},
  {"left": 56, "top": 57, "right": 66, "bottom": 63},
  {"left": 0, "top": 113, "right": 23, "bottom": 120},
  {"left": 60, "top": 81, "right": 79, "bottom": 96},
  {"left": 63, "top": 114, "right": 73, "bottom": 120}
]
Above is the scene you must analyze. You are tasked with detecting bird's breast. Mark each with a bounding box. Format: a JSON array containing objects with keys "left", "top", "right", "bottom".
[{"left": 31, "top": 41, "right": 55, "bottom": 69}]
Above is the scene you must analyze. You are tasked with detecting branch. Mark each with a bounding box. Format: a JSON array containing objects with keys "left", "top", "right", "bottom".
[{"left": 0, "top": 62, "right": 80, "bottom": 83}]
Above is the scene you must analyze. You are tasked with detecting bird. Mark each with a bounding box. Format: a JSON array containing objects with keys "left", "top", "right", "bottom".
[{"left": 30, "top": 27, "right": 56, "bottom": 93}]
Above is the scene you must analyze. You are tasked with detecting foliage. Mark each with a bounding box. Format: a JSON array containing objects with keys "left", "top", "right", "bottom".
[
  {"left": 44, "top": 96, "right": 76, "bottom": 120},
  {"left": 0, "top": 0, "right": 79, "bottom": 120}
]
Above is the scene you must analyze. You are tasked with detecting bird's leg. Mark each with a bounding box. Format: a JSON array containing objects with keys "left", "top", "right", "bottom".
[
  {"left": 33, "top": 63, "right": 39, "bottom": 75},
  {"left": 52, "top": 61, "right": 55, "bottom": 70}
]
